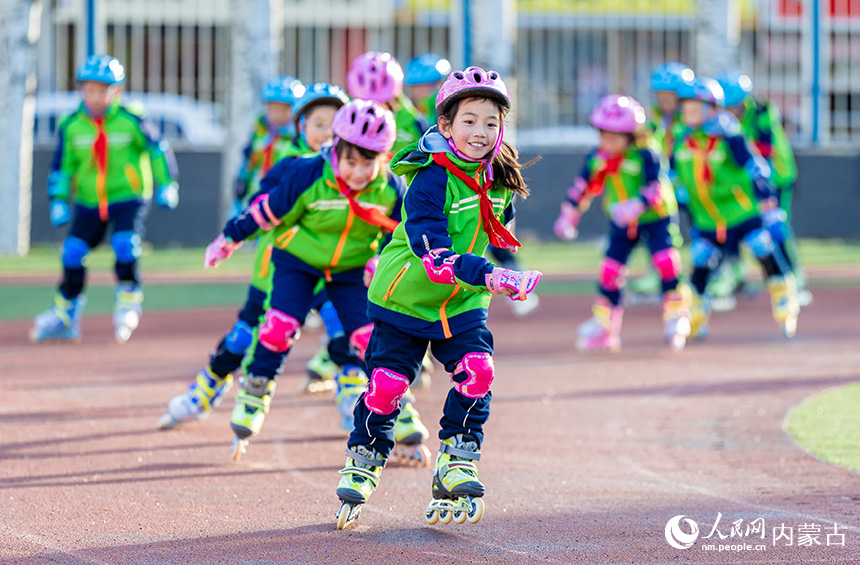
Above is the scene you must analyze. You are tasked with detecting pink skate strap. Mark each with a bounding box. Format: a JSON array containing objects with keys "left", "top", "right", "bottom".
[
  {"left": 259, "top": 309, "right": 301, "bottom": 352},
  {"left": 421, "top": 248, "right": 458, "bottom": 285},
  {"left": 248, "top": 193, "right": 282, "bottom": 231},
  {"left": 364, "top": 367, "right": 410, "bottom": 415},
  {"left": 452, "top": 352, "right": 494, "bottom": 399}
]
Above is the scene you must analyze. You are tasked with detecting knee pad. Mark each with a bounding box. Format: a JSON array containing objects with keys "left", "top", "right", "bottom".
[
  {"left": 225, "top": 320, "right": 254, "bottom": 355},
  {"left": 364, "top": 367, "right": 410, "bottom": 415},
  {"left": 765, "top": 219, "right": 789, "bottom": 245},
  {"left": 111, "top": 231, "right": 142, "bottom": 263},
  {"left": 690, "top": 238, "right": 721, "bottom": 269},
  {"left": 258, "top": 309, "right": 301, "bottom": 353},
  {"left": 598, "top": 258, "right": 627, "bottom": 292},
  {"left": 451, "top": 352, "right": 494, "bottom": 399},
  {"left": 349, "top": 323, "right": 374, "bottom": 361},
  {"left": 651, "top": 248, "right": 682, "bottom": 282},
  {"left": 743, "top": 228, "right": 775, "bottom": 259},
  {"left": 61, "top": 236, "right": 90, "bottom": 269}
]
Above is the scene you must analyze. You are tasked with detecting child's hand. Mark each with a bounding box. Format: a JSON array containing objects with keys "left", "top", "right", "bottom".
[
  {"left": 204, "top": 234, "right": 242, "bottom": 269},
  {"left": 554, "top": 201, "right": 581, "bottom": 241},
  {"left": 364, "top": 256, "right": 379, "bottom": 287},
  {"left": 155, "top": 183, "right": 179, "bottom": 210},
  {"left": 49, "top": 199, "right": 71, "bottom": 227},
  {"left": 485, "top": 268, "right": 542, "bottom": 301},
  {"left": 608, "top": 199, "right": 645, "bottom": 228}
]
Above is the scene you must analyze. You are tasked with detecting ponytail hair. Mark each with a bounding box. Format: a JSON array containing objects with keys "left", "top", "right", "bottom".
[
  {"left": 492, "top": 141, "right": 536, "bottom": 198},
  {"left": 438, "top": 95, "right": 538, "bottom": 199}
]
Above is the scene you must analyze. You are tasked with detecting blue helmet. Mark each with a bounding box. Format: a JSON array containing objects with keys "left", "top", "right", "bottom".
[
  {"left": 76, "top": 55, "right": 125, "bottom": 85},
  {"left": 715, "top": 72, "right": 753, "bottom": 107},
  {"left": 677, "top": 76, "right": 725, "bottom": 106},
  {"left": 650, "top": 62, "right": 694, "bottom": 93},
  {"left": 261, "top": 75, "right": 305, "bottom": 105},
  {"left": 291, "top": 83, "right": 350, "bottom": 124},
  {"left": 404, "top": 54, "right": 452, "bottom": 86}
]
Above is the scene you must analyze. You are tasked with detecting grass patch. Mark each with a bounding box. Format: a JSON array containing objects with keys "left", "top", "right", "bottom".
[
  {"left": 4, "top": 239, "right": 860, "bottom": 277},
  {"left": 785, "top": 382, "right": 860, "bottom": 473}
]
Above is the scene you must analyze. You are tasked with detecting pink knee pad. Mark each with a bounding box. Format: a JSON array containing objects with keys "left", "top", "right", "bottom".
[
  {"left": 258, "top": 309, "right": 301, "bottom": 352},
  {"left": 652, "top": 248, "right": 682, "bottom": 282},
  {"left": 364, "top": 367, "right": 411, "bottom": 415},
  {"left": 452, "top": 353, "right": 495, "bottom": 399},
  {"left": 598, "top": 258, "right": 627, "bottom": 291},
  {"left": 349, "top": 323, "right": 374, "bottom": 361}
]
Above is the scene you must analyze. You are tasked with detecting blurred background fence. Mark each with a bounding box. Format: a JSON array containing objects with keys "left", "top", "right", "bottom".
[{"left": 4, "top": 0, "right": 859, "bottom": 251}]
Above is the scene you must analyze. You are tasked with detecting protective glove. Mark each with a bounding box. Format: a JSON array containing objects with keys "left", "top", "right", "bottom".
[
  {"left": 485, "top": 267, "right": 542, "bottom": 301},
  {"left": 204, "top": 233, "right": 242, "bottom": 269},
  {"left": 608, "top": 198, "right": 646, "bottom": 228},
  {"left": 364, "top": 256, "right": 379, "bottom": 287},
  {"left": 155, "top": 182, "right": 179, "bottom": 210},
  {"left": 49, "top": 199, "right": 72, "bottom": 227},
  {"left": 554, "top": 201, "right": 582, "bottom": 241}
]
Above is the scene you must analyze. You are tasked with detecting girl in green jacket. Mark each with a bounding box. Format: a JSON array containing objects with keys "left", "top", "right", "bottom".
[{"left": 334, "top": 66, "right": 541, "bottom": 529}]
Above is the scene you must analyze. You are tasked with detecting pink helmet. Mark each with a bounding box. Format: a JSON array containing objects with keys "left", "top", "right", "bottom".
[
  {"left": 435, "top": 66, "right": 510, "bottom": 117},
  {"left": 332, "top": 99, "right": 397, "bottom": 153},
  {"left": 346, "top": 51, "right": 404, "bottom": 103},
  {"left": 589, "top": 95, "right": 647, "bottom": 133}
]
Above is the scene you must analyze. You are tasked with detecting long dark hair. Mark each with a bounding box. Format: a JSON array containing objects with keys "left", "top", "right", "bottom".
[
  {"left": 438, "top": 96, "right": 536, "bottom": 198},
  {"left": 334, "top": 137, "right": 379, "bottom": 161}
]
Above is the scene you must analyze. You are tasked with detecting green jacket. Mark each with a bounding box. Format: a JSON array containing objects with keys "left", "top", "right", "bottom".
[
  {"left": 671, "top": 115, "right": 767, "bottom": 234},
  {"left": 236, "top": 117, "right": 299, "bottom": 203},
  {"left": 571, "top": 145, "right": 677, "bottom": 225},
  {"left": 741, "top": 98, "right": 797, "bottom": 190},
  {"left": 48, "top": 99, "right": 177, "bottom": 213},
  {"left": 224, "top": 148, "right": 405, "bottom": 277},
  {"left": 367, "top": 132, "right": 515, "bottom": 339},
  {"left": 392, "top": 95, "right": 431, "bottom": 155},
  {"left": 247, "top": 139, "right": 315, "bottom": 293}
]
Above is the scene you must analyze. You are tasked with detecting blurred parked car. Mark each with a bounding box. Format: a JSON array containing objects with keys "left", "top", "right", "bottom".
[{"left": 34, "top": 91, "right": 227, "bottom": 149}]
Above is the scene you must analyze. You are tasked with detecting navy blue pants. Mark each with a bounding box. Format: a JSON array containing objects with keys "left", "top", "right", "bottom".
[
  {"left": 691, "top": 216, "right": 789, "bottom": 294},
  {"left": 209, "top": 285, "right": 267, "bottom": 377},
  {"left": 348, "top": 320, "right": 494, "bottom": 459},
  {"left": 601, "top": 217, "right": 679, "bottom": 306},
  {"left": 245, "top": 251, "right": 369, "bottom": 379},
  {"left": 61, "top": 200, "right": 148, "bottom": 299}
]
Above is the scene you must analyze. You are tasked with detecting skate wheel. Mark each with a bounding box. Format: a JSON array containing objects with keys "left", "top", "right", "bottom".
[
  {"left": 439, "top": 509, "right": 453, "bottom": 525},
  {"left": 157, "top": 413, "right": 178, "bottom": 430},
  {"left": 466, "top": 498, "right": 484, "bottom": 524},
  {"left": 336, "top": 503, "right": 353, "bottom": 530},
  {"left": 425, "top": 507, "right": 439, "bottom": 525},
  {"left": 453, "top": 510, "right": 467, "bottom": 524},
  {"left": 669, "top": 334, "right": 686, "bottom": 351},
  {"left": 230, "top": 437, "right": 247, "bottom": 461},
  {"left": 415, "top": 444, "right": 431, "bottom": 468}
]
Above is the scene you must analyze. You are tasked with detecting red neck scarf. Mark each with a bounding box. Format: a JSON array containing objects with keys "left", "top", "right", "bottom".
[
  {"left": 329, "top": 178, "right": 399, "bottom": 233},
  {"left": 587, "top": 153, "right": 624, "bottom": 197},
  {"left": 432, "top": 152, "right": 520, "bottom": 250},
  {"left": 686, "top": 136, "right": 719, "bottom": 184},
  {"left": 91, "top": 116, "right": 109, "bottom": 220},
  {"left": 261, "top": 135, "right": 277, "bottom": 176}
]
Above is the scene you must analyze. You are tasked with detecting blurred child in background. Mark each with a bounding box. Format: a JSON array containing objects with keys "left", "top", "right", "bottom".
[{"left": 31, "top": 54, "right": 179, "bottom": 344}]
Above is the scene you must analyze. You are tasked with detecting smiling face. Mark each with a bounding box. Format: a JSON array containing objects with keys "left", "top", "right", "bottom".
[
  {"left": 438, "top": 97, "right": 502, "bottom": 160},
  {"left": 337, "top": 144, "right": 383, "bottom": 191},
  {"left": 302, "top": 104, "right": 338, "bottom": 151}
]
